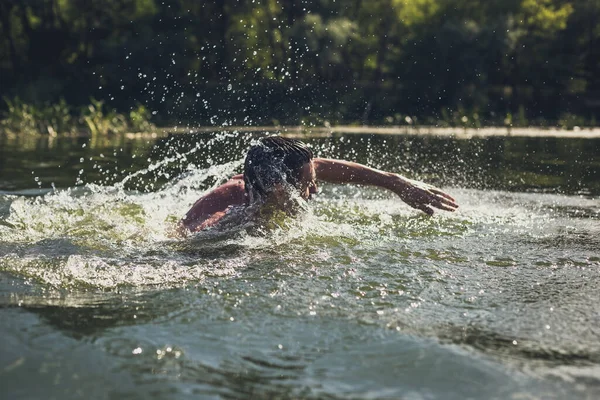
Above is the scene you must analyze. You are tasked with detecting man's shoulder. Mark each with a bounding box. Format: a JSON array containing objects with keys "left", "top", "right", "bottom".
[
  {"left": 219, "top": 177, "right": 246, "bottom": 198},
  {"left": 179, "top": 176, "right": 247, "bottom": 232}
]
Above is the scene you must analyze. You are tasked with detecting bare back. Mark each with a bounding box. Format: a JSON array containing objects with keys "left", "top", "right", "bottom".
[{"left": 179, "top": 174, "right": 247, "bottom": 232}]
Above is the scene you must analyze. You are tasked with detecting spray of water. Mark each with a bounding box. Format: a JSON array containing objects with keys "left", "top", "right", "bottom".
[{"left": 0, "top": 135, "right": 469, "bottom": 289}]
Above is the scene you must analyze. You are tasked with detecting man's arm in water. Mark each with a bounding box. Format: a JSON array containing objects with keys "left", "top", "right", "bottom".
[
  {"left": 312, "top": 158, "right": 458, "bottom": 215},
  {"left": 178, "top": 174, "right": 246, "bottom": 233}
]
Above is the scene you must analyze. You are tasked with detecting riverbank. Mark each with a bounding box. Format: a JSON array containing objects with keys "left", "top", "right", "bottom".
[
  {"left": 168, "top": 125, "right": 600, "bottom": 139},
  {"left": 4, "top": 125, "right": 600, "bottom": 147}
]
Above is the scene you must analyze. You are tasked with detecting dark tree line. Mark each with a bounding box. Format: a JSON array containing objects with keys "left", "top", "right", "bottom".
[{"left": 1, "top": 0, "right": 599, "bottom": 126}]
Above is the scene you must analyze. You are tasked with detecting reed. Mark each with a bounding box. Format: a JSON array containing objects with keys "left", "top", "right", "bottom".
[{"left": 0, "top": 97, "right": 155, "bottom": 137}]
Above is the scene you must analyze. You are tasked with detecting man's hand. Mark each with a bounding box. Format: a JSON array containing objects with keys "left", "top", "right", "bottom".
[{"left": 389, "top": 175, "right": 458, "bottom": 216}]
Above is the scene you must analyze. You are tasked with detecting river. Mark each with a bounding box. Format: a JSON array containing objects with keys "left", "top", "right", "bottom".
[{"left": 1, "top": 131, "right": 599, "bottom": 399}]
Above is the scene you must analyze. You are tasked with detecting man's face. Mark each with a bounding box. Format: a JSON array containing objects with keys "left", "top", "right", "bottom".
[
  {"left": 298, "top": 161, "right": 318, "bottom": 200},
  {"left": 254, "top": 161, "right": 317, "bottom": 209}
]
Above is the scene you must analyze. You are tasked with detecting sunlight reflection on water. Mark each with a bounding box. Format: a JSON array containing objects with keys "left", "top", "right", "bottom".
[{"left": 1, "top": 133, "right": 599, "bottom": 399}]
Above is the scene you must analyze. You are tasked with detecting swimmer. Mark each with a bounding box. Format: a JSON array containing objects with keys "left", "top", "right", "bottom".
[{"left": 179, "top": 136, "right": 458, "bottom": 232}]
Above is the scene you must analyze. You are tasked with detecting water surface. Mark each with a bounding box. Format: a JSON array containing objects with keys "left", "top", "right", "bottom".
[{"left": 1, "top": 132, "right": 599, "bottom": 399}]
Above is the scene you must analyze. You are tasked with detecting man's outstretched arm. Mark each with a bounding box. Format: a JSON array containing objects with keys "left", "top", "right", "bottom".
[{"left": 313, "top": 158, "right": 458, "bottom": 215}]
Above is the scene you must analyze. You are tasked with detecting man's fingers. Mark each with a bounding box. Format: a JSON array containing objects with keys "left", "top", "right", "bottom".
[
  {"left": 424, "top": 188, "right": 458, "bottom": 209},
  {"left": 424, "top": 196, "right": 455, "bottom": 211},
  {"left": 403, "top": 185, "right": 458, "bottom": 214},
  {"left": 416, "top": 203, "right": 434, "bottom": 216},
  {"left": 424, "top": 193, "right": 458, "bottom": 212},
  {"left": 431, "top": 201, "right": 457, "bottom": 212},
  {"left": 437, "top": 196, "right": 459, "bottom": 209},
  {"left": 429, "top": 188, "right": 457, "bottom": 202}
]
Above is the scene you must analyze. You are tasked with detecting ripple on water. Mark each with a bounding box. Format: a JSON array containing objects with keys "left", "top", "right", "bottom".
[{"left": 1, "top": 167, "right": 600, "bottom": 398}]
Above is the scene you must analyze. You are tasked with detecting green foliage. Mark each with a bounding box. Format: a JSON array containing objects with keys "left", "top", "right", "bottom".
[
  {"left": 558, "top": 113, "right": 587, "bottom": 130},
  {"left": 82, "top": 99, "right": 128, "bottom": 136},
  {"left": 0, "top": 0, "right": 598, "bottom": 128},
  {"left": 0, "top": 98, "right": 156, "bottom": 137},
  {"left": 516, "top": 105, "right": 529, "bottom": 127},
  {"left": 394, "top": 0, "right": 440, "bottom": 27},
  {"left": 129, "top": 105, "right": 154, "bottom": 132},
  {"left": 0, "top": 98, "right": 75, "bottom": 136},
  {"left": 520, "top": 0, "right": 574, "bottom": 33}
]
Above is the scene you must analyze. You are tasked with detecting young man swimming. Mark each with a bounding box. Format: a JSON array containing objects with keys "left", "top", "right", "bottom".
[{"left": 179, "top": 136, "right": 458, "bottom": 232}]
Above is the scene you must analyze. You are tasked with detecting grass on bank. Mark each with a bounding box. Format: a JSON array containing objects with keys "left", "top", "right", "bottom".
[
  {"left": 0, "top": 97, "right": 155, "bottom": 137},
  {"left": 1, "top": 98, "right": 597, "bottom": 139}
]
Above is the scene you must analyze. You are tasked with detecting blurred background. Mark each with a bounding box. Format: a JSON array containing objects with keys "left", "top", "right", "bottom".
[{"left": 0, "top": 0, "right": 599, "bottom": 128}]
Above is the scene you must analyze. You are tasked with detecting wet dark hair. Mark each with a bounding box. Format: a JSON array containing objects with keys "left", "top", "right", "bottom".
[{"left": 243, "top": 136, "right": 313, "bottom": 200}]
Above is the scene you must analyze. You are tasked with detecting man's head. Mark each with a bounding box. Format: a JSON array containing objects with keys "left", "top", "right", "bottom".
[{"left": 243, "top": 136, "right": 317, "bottom": 204}]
